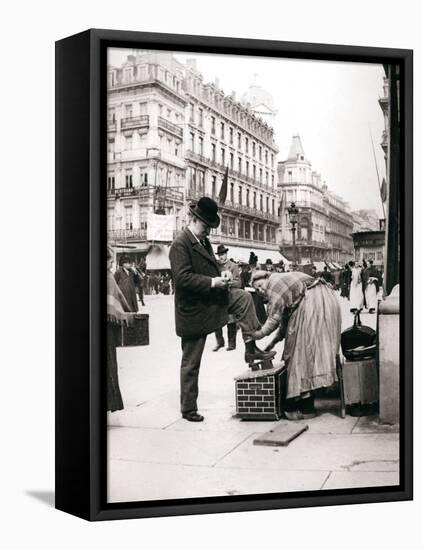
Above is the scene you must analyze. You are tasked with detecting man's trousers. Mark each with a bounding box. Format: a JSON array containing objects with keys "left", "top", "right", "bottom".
[{"left": 180, "top": 288, "right": 260, "bottom": 413}]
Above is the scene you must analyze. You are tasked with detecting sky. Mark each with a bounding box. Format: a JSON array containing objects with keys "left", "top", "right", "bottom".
[{"left": 109, "top": 48, "right": 386, "bottom": 217}]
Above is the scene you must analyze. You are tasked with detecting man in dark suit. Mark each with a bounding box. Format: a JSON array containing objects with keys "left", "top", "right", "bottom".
[
  {"left": 114, "top": 255, "right": 139, "bottom": 312},
  {"left": 169, "top": 197, "right": 275, "bottom": 422}
]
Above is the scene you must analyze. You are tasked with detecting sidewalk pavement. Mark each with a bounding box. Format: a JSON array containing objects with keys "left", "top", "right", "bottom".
[{"left": 107, "top": 294, "right": 399, "bottom": 504}]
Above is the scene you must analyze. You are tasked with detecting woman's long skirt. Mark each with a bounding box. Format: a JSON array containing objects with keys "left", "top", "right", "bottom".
[
  {"left": 283, "top": 282, "right": 342, "bottom": 399},
  {"left": 365, "top": 282, "right": 378, "bottom": 310},
  {"left": 349, "top": 282, "right": 364, "bottom": 310},
  {"left": 107, "top": 323, "right": 124, "bottom": 412}
]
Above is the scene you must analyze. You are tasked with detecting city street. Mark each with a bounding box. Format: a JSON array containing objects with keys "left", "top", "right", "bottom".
[{"left": 107, "top": 291, "right": 399, "bottom": 504}]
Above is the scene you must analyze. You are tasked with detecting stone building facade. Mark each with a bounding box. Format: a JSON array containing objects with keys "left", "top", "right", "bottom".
[
  {"left": 107, "top": 51, "right": 282, "bottom": 264},
  {"left": 277, "top": 134, "right": 354, "bottom": 265}
]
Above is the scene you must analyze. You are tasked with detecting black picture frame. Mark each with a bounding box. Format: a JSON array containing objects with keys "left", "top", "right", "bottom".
[{"left": 55, "top": 28, "right": 413, "bottom": 521}]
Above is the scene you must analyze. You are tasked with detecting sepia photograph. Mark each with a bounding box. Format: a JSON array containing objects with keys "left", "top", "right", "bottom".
[{"left": 105, "top": 46, "right": 401, "bottom": 504}]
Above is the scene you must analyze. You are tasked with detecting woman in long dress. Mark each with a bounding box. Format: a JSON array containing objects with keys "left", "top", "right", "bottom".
[
  {"left": 107, "top": 246, "right": 132, "bottom": 412},
  {"left": 251, "top": 271, "right": 342, "bottom": 420},
  {"left": 348, "top": 260, "right": 364, "bottom": 313}
]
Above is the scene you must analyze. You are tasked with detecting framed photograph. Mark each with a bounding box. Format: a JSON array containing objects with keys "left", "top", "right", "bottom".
[{"left": 55, "top": 29, "right": 412, "bottom": 521}]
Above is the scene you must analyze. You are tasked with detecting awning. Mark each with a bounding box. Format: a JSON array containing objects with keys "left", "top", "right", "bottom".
[
  {"left": 146, "top": 244, "right": 171, "bottom": 270},
  {"left": 220, "top": 245, "right": 289, "bottom": 266}
]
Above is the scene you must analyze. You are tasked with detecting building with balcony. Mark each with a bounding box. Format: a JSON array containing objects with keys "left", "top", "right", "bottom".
[
  {"left": 107, "top": 51, "right": 284, "bottom": 266},
  {"left": 278, "top": 134, "right": 354, "bottom": 265},
  {"left": 107, "top": 51, "right": 188, "bottom": 263},
  {"left": 183, "top": 58, "right": 281, "bottom": 263}
]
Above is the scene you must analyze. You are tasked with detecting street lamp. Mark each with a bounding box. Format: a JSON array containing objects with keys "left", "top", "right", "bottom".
[{"left": 288, "top": 202, "right": 299, "bottom": 266}]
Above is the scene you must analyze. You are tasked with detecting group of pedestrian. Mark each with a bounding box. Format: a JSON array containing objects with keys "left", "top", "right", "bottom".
[{"left": 340, "top": 259, "right": 381, "bottom": 314}]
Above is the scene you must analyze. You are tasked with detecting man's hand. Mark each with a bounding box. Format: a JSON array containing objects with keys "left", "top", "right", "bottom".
[{"left": 212, "top": 276, "right": 229, "bottom": 288}]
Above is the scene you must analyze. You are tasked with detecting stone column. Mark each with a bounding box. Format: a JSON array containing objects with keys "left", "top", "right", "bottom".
[{"left": 378, "top": 284, "right": 400, "bottom": 424}]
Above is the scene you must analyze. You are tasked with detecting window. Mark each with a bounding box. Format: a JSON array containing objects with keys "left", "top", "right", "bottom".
[
  {"left": 125, "top": 104, "right": 133, "bottom": 118},
  {"left": 229, "top": 127, "right": 234, "bottom": 144},
  {"left": 220, "top": 122, "right": 225, "bottom": 139},
  {"left": 246, "top": 189, "right": 250, "bottom": 207},
  {"left": 266, "top": 171, "right": 269, "bottom": 185},
  {"left": 259, "top": 168, "right": 263, "bottom": 183},
  {"left": 199, "top": 137, "right": 204, "bottom": 156},
  {"left": 221, "top": 215, "right": 228, "bottom": 235},
  {"left": 230, "top": 182, "right": 234, "bottom": 203},
  {"left": 211, "top": 143, "right": 216, "bottom": 162},
  {"left": 139, "top": 102, "right": 147, "bottom": 115},
  {"left": 260, "top": 194, "right": 263, "bottom": 211},
  {"left": 265, "top": 150, "right": 268, "bottom": 163},
  {"left": 237, "top": 132, "right": 241, "bottom": 149},
  {"left": 230, "top": 152, "right": 234, "bottom": 169},
  {"left": 158, "top": 104, "right": 163, "bottom": 116},
  {"left": 107, "top": 174, "right": 115, "bottom": 192},
  {"left": 246, "top": 161, "right": 249, "bottom": 176},
  {"left": 198, "top": 170, "right": 205, "bottom": 194},
  {"left": 238, "top": 186, "right": 242, "bottom": 205},
  {"left": 212, "top": 176, "right": 216, "bottom": 197},
  {"left": 221, "top": 148, "right": 225, "bottom": 165},
  {"left": 259, "top": 146, "right": 262, "bottom": 160},
  {"left": 252, "top": 142, "right": 256, "bottom": 157},
  {"left": 125, "top": 207, "right": 133, "bottom": 230},
  {"left": 253, "top": 164, "right": 256, "bottom": 180},
  {"left": 189, "top": 103, "right": 195, "bottom": 122},
  {"left": 266, "top": 196, "right": 269, "bottom": 212},
  {"left": 245, "top": 137, "right": 249, "bottom": 154},
  {"left": 108, "top": 108, "right": 116, "bottom": 122},
  {"left": 167, "top": 108, "right": 172, "bottom": 118},
  {"left": 125, "top": 170, "right": 132, "bottom": 189},
  {"left": 238, "top": 157, "right": 242, "bottom": 172},
  {"left": 190, "top": 132, "right": 195, "bottom": 152},
  {"left": 107, "top": 209, "right": 115, "bottom": 230},
  {"left": 271, "top": 175, "right": 274, "bottom": 187},
  {"left": 271, "top": 154, "right": 274, "bottom": 167},
  {"left": 258, "top": 224, "right": 264, "bottom": 241},
  {"left": 211, "top": 116, "right": 216, "bottom": 135},
  {"left": 272, "top": 199, "right": 275, "bottom": 215},
  {"left": 124, "top": 134, "right": 133, "bottom": 150},
  {"left": 108, "top": 138, "right": 115, "bottom": 154},
  {"left": 245, "top": 220, "right": 251, "bottom": 239},
  {"left": 198, "top": 108, "right": 203, "bottom": 127},
  {"left": 253, "top": 192, "right": 257, "bottom": 209},
  {"left": 229, "top": 217, "right": 235, "bottom": 236}
]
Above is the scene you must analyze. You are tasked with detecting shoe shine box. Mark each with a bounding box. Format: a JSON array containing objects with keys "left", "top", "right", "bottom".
[{"left": 235, "top": 362, "right": 287, "bottom": 420}]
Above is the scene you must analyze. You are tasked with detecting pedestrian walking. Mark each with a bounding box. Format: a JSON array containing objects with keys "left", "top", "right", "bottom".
[
  {"left": 363, "top": 259, "right": 380, "bottom": 313},
  {"left": 251, "top": 270, "right": 342, "bottom": 420},
  {"left": 114, "top": 255, "right": 139, "bottom": 312},
  {"left": 169, "top": 197, "right": 275, "bottom": 422},
  {"left": 213, "top": 244, "right": 242, "bottom": 352},
  {"left": 340, "top": 263, "right": 352, "bottom": 298},
  {"left": 349, "top": 260, "right": 364, "bottom": 313},
  {"left": 135, "top": 261, "right": 146, "bottom": 306}
]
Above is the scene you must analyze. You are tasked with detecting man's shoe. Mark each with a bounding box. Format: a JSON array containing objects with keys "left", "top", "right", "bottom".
[
  {"left": 213, "top": 343, "right": 224, "bottom": 352},
  {"left": 182, "top": 412, "right": 204, "bottom": 422},
  {"left": 244, "top": 348, "right": 276, "bottom": 364},
  {"left": 226, "top": 344, "right": 236, "bottom": 351}
]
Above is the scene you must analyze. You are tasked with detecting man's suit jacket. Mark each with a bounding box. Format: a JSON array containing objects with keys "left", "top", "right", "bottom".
[
  {"left": 169, "top": 228, "right": 229, "bottom": 338},
  {"left": 114, "top": 268, "right": 139, "bottom": 312}
]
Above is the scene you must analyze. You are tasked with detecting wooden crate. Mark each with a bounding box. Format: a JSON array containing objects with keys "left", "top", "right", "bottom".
[{"left": 343, "top": 358, "right": 378, "bottom": 405}]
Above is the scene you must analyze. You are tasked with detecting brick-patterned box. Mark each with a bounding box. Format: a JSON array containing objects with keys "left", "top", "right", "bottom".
[{"left": 235, "top": 362, "right": 287, "bottom": 420}]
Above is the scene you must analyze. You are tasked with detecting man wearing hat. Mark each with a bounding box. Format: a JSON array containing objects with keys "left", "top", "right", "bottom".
[
  {"left": 114, "top": 255, "right": 139, "bottom": 312},
  {"left": 265, "top": 258, "right": 274, "bottom": 272},
  {"left": 213, "top": 244, "right": 242, "bottom": 352},
  {"left": 169, "top": 197, "right": 275, "bottom": 422}
]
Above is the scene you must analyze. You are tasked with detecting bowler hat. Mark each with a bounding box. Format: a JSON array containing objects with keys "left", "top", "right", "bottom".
[
  {"left": 120, "top": 255, "right": 131, "bottom": 265},
  {"left": 265, "top": 258, "right": 273, "bottom": 265},
  {"left": 189, "top": 197, "right": 220, "bottom": 228},
  {"left": 216, "top": 244, "right": 229, "bottom": 255}
]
